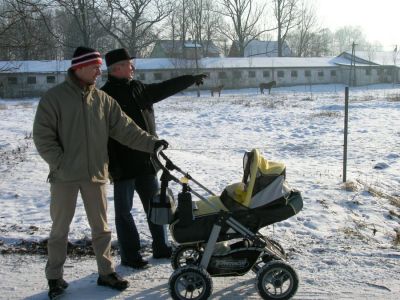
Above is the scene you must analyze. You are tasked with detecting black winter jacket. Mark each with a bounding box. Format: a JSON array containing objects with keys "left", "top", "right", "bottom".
[{"left": 101, "top": 75, "right": 197, "bottom": 181}]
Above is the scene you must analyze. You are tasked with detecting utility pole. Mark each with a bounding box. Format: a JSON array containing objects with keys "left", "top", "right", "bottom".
[
  {"left": 343, "top": 87, "right": 349, "bottom": 182},
  {"left": 349, "top": 42, "right": 357, "bottom": 86},
  {"left": 393, "top": 45, "right": 398, "bottom": 86}
]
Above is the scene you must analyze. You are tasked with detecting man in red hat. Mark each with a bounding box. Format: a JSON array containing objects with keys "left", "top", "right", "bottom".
[
  {"left": 33, "top": 46, "right": 168, "bottom": 299},
  {"left": 101, "top": 48, "right": 206, "bottom": 269}
]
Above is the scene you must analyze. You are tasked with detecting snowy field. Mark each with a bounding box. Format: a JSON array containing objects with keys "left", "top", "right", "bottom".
[{"left": 0, "top": 83, "right": 399, "bottom": 299}]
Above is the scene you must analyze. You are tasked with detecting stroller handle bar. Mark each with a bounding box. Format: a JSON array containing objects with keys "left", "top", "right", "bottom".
[{"left": 153, "top": 147, "right": 217, "bottom": 197}]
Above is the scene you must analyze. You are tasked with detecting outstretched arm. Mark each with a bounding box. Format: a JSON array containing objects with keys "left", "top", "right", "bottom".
[{"left": 137, "top": 74, "right": 207, "bottom": 106}]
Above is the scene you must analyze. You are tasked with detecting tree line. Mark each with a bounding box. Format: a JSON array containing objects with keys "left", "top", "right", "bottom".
[{"left": 0, "top": 0, "right": 383, "bottom": 61}]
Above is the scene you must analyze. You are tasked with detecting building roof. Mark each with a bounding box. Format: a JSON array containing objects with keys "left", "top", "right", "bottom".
[
  {"left": 245, "top": 40, "right": 292, "bottom": 57},
  {"left": 338, "top": 51, "right": 400, "bottom": 66},
  {"left": 229, "top": 40, "right": 293, "bottom": 57},
  {"left": 1, "top": 53, "right": 398, "bottom": 74},
  {"left": 151, "top": 40, "right": 220, "bottom": 56}
]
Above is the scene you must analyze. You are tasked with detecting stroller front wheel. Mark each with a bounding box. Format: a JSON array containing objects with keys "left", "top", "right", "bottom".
[
  {"left": 256, "top": 261, "right": 299, "bottom": 300},
  {"left": 169, "top": 266, "right": 213, "bottom": 300},
  {"left": 171, "top": 245, "right": 203, "bottom": 270}
]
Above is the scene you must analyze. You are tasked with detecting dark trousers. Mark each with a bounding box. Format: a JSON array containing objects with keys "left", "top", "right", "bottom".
[{"left": 113, "top": 175, "right": 169, "bottom": 263}]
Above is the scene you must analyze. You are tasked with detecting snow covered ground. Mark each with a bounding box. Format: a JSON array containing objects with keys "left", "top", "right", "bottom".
[{"left": 0, "top": 83, "right": 399, "bottom": 299}]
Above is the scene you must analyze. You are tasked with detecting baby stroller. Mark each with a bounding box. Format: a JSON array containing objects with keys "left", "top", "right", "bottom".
[{"left": 150, "top": 148, "right": 303, "bottom": 300}]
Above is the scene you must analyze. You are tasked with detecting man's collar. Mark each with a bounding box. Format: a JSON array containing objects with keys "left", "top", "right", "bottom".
[{"left": 107, "top": 74, "right": 131, "bottom": 85}]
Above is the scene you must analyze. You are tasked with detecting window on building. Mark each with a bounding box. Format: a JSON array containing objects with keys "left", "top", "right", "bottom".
[
  {"left": 218, "top": 72, "right": 227, "bottom": 79},
  {"left": 138, "top": 73, "right": 146, "bottom": 81},
  {"left": 330, "top": 70, "right": 337, "bottom": 77},
  {"left": 277, "top": 71, "right": 284, "bottom": 78},
  {"left": 47, "top": 76, "right": 56, "bottom": 83},
  {"left": 233, "top": 71, "right": 241, "bottom": 79},
  {"left": 263, "top": 70, "right": 270, "bottom": 78},
  {"left": 377, "top": 69, "right": 383, "bottom": 76},
  {"left": 154, "top": 73, "right": 162, "bottom": 80},
  {"left": 27, "top": 76, "right": 36, "bottom": 84},
  {"left": 8, "top": 77, "right": 17, "bottom": 85},
  {"left": 248, "top": 71, "right": 256, "bottom": 78},
  {"left": 365, "top": 69, "right": 371, "bottom": 76},
  {"left": 305, "top": 70, "right": 311, "bottom": 77},
  {"left": 318, "top": 71, "right": 324, "bottom": 77},
  {"left": 291, "top": 70, "right": 298, "bottom": 78}
]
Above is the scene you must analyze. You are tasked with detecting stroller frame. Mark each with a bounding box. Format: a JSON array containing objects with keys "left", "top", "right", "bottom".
[{"left": 153, "top": 148, "right": 299, "bottom": 300}]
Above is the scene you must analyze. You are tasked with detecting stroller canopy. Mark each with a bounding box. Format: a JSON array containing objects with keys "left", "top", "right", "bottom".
[{"left": 223, "top": 149, "right": 290, "bottom": 209}]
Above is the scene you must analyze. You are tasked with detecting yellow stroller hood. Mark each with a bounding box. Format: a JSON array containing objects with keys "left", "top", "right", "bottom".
[{"left": 223, "top": 149, "right": 291, "bottom": 208}]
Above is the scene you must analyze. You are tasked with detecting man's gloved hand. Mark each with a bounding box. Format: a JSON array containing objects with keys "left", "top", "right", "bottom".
[
  {"left": 154, "top": 139, "right": 169, "bottom": 152},
  {"left": 193, "top": 74, "right": 207, "bottom": 86}
]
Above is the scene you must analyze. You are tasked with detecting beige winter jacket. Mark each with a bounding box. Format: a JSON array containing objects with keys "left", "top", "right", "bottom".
[{"left": 33, "top": 70, "right": 157, "bottom": 183}]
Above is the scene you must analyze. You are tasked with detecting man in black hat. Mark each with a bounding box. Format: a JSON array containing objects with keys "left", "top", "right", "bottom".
[{"left": 101, "top": 48, "right": 206, "bottom": 269}]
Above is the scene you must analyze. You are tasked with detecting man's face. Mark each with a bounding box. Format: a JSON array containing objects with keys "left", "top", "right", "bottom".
[
  {"left": 112, "top": 60, "right": 135, "bottom": 80},
  {"left": 75, "top": 64, "right": 102, "bottom": 85}
]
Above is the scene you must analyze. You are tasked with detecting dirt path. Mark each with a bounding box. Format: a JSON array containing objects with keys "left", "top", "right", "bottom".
[{"left": 1, "top": 252, "right": 399, "bottom": 300}]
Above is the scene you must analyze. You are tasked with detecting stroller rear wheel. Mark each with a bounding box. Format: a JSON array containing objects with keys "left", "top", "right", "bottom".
[
  {"left": 169, "top": 266, "right": 213, "bottom": 300},
  {"left": 171, "top": 245, "right": 202, "bottom": 270},
  {"left": 256, "top": 261, "right": 298, "bottom": 300}
]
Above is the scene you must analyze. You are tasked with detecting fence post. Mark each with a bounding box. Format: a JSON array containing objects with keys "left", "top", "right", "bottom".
[{"left": 343, "top": 87, "right": 349, "bottom": 182}]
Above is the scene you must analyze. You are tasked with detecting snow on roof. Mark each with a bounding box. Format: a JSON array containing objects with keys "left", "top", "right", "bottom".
[
  {"left": 341, "top": 51, "right": 400, "bottom": 66},
  {"left": 200, "top": 57, "right": 338, "bottom": 68},
  {"left": 244, "top": 40, "right": 292, "bottom": 57},
  {"left": 0, "top": 60, "right": 72, "bottom": 73},
  {"left": 184, "top": 42, "right": 202, "bottom": 48}
]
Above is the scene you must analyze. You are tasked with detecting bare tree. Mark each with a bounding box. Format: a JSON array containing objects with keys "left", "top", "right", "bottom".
[
  {"left": 271, "top": 0, "right": 300, "bottom": 57},
  {"left": 0, "top": 0, "right": 59, "bottom": 60},
  {"left": 287, "top": 0, "right": 318, "bottom": 57},
  {"left": 93, "top": 0, "right": 172, "bottom": 57},
  {"left": 333, "top": 26, "right": 367, "bottom": 53},
  {"left": 219, "top": 0, "right": 269, "bottom": 57},
  {"left": 308, "top": 28, "right": 333, "bottom": 56},
  {"left": 54, "top": 0, "right": 97, "bottom": 47}
]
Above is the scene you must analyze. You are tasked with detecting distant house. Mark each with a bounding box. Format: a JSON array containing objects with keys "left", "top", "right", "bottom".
[
  {"left": 228, "top": 40, "right": 293, "bottom": 57},
  {"left": 150, "top": 40, "right": 221, "bottom": 59}
]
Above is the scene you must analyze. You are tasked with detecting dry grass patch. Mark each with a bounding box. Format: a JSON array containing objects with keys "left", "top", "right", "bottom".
[
  {"left": 341, "top": 227, "right": 365, "bottom": 240},
  {"left": 341, "top": 181, "right": 360, "bottom": 192},
  {"left": 357, "top": 95, "right": 375, "bottom": 102},
  {"left": 311, "top": 111, "right": 341, "bottom": 118},
  {"left": 394, "top": 228, "right": 400, "bottom": 246},
  {"left": 367, "top": 186, "right": 400, "bottom": 208},
  {"left": 386, "top": 93, "right": 400, "bottom": 102}
]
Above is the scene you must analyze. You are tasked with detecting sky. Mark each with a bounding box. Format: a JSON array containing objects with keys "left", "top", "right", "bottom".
[{"left": 313, "top": 0, "right": 400, "bottom": 50}]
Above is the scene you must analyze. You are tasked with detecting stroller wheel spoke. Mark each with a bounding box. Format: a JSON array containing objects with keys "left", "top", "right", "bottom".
[
  {"left": 169, "top": 266, "right": 213, "bottom": 300},
  {"left": 256, "top": 261, "right": 299, "bottom": 299}
]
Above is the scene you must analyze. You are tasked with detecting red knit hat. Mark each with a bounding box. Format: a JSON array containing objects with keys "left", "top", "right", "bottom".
[{"left": 71, "top": 46, "right": 102, "bottom": 70}]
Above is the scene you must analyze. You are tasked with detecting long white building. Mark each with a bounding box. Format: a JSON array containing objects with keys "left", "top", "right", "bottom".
[{"left": 0, "top": 51, "right": 399, "bottom": 98}]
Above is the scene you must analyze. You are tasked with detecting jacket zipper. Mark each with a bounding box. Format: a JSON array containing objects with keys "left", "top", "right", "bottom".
[{"left": 82, "top": 92, "right": 91, "bottom": 180}]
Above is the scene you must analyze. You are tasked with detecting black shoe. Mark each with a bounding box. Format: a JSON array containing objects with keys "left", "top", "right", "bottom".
[
  {"left": 97, "top": 272, "right": 129, "bottom": 291},
  {"left": 48, "top": 278, "right": 68, "bottom": 299},
  {"left": 121, "top": 258, "right": 149, "bottom": 269},
  {"left": 153, "top": 246, "right": 172, "bottom": 259}
]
